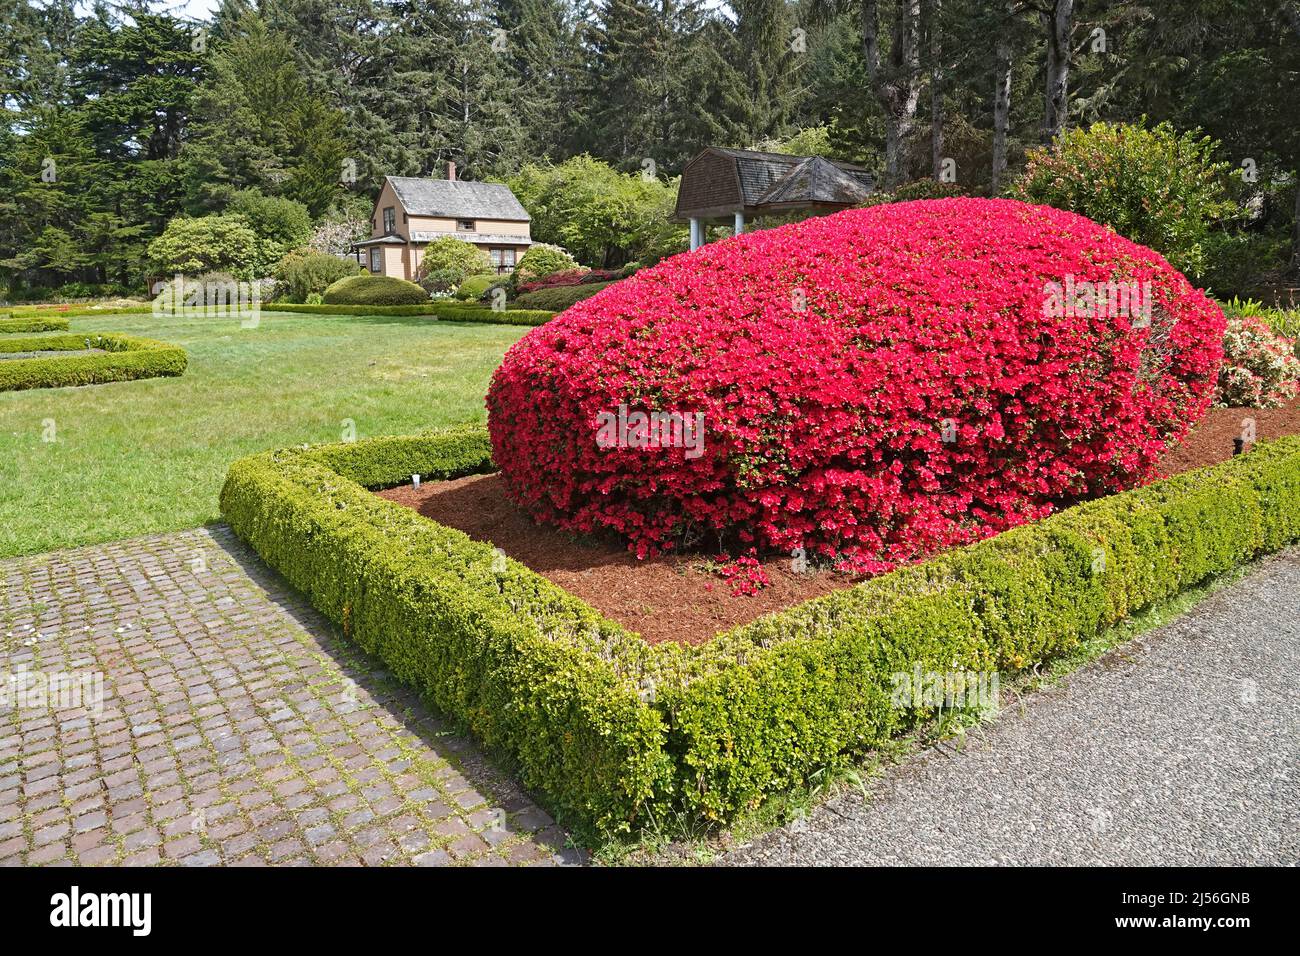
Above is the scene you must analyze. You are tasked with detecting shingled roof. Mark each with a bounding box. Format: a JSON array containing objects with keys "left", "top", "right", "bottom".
[
  {"left": 675, "top": 147, "right": 875, "bottom": 220},
  {"left": 387, "top": 176, "right": 530, "bottom": 221}
]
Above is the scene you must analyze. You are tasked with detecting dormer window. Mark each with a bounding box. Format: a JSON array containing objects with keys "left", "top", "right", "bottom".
[
  {"left": 456, "top": 219, "right": 475, "bottom": 232},
  {"left": 382, "top": 207, "right": 396, "bottom": 233}
]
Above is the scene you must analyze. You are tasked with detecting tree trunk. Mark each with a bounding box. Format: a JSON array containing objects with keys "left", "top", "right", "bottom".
[
  {"left": 862, "top": 0, "right": 923, "bottom": 190},
  {"left": 1040, "top": 0, "right": 1074, "bottom": 143},
  {"left": 991, "top": 33, "right": 1013, "bottom": 192},
  {"left": 1293, "top": 180, "right": 1300, "bottom": 280},
  {"left": 929, "top": 0, "right": 944, "bottom": 181}
]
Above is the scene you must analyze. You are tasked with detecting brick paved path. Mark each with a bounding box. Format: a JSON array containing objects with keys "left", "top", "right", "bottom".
[{"left": 0, "top": 527, "right": 581, "bottom": 867}]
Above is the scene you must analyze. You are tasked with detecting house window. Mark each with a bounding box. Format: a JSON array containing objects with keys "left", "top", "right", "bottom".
[
  {"left": 382, "top": 207, "right": 395, "bottom": 233},
  {"left": 456, "top": 219, "right": 475, "bottom": 232},
  {"left": 369, "top": 248, "right": 382, "bottom": 273},
  {"left": 489, "top": 248, "right": 517, "bottom": 273}
]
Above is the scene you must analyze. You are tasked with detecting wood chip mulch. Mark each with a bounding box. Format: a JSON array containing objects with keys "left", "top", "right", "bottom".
[{"left": 377, "top": 399, "right": 1300, "bottom": 646}]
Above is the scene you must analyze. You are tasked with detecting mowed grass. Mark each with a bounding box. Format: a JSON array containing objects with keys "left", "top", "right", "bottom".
[{"left": 0, "top": 309, "right": 527, "bottom": 558}]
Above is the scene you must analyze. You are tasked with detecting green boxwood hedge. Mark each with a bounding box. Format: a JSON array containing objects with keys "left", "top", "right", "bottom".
[
  {"left": 0, "top": 315, "right": 71, "bottom": 333},
  {"left": 265, "top": 301, "right": 555, "bottom": 325},
  {"left": 433, "top": 305, "right": 555, "bottom": 326},
  {"left": 220, "top": 427, "right": 1300, "bottom": 837},
  {"left": 5, "top": 305, "right": 155, "bottom": 319},
  {"left": 513, "top": 281, "right": 615, "bottom": 312},
  {"left": 0, "top": 332, "right": 187, "bottom": 391}
]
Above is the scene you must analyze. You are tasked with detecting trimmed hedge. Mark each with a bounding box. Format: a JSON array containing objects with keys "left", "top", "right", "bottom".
[
  {"left": 0, "top": 332, "right": 187, "bottom": 391},
  {"left": 221, "top": 427, "right": 1300, "bottom": 837},
  {"left": 513, "top": 280, "right": 615, "bottom": 312},
  {"left": 0, "top": 315, "right": 70, "bottom": 333},
  {"left": 265, "top": 302, "right": 556, "bottom": 324},
  {"left": 322, "top": 274, "right": 429, "bottom": 306},
  {"left": 5, "top": 305, "right": 155, "bottom": 319},
  {"left": 434, "top": 305, "right": 555, "bottom": 326}
]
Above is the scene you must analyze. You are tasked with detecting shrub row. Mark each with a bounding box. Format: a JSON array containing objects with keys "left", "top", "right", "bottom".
[
  {"left": 5, "top": 304, "right": 155, "bottom": 319},
  {"left": 433, "top": 305, "right": 555, "bottom": 326},
  {"left": 0, "top": 315, "right": 70, "bottom": 333},
  {"left": 264, "top": 302, "right": 556, "bottom": 324},
  {"left": 221, "top": 427, "right": 1300, "bottom": 837},
  {"left": 0, "top": 333, "right": 188, "bottom": 391},
  {"left": 512, "top": 280, "right": 615, "bottom": 312}
]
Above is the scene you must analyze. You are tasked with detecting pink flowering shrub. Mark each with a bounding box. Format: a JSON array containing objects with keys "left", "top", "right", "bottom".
[
  {"left": 1216, "top": 315, "right": 1300, "bottom": 408},
  {"left": 487, "top": 198, "right": 1225, "bottom": 568}
]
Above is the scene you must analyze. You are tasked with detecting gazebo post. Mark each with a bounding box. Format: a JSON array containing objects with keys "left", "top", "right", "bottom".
[
  {"left": 734, "top": 211, "right": 746, "bottom": 235},
  {"left": 689, "top": 218, "right": 703, "bottom": 251}
]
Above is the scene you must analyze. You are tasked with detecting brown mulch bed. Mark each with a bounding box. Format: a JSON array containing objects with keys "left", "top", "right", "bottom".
[{"left": 378, "top": 399, "right": 1300, "bottom": 646}]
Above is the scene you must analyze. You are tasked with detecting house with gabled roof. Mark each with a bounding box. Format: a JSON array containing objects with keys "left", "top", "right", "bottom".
[
  {"left": 675, "top": 147, "right": 875, "bottom": 250},
  {"left": 353, "top": 162, "right": 533, "bottom": 279}
]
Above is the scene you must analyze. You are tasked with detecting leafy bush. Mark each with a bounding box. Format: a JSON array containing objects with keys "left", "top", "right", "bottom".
[
  {"left": 1216, "top": 314, "right": 1300, "bottom": 408},
  {"left": 227, "top": 189, "right": 313, "bottom": 274},
  {"left": 455, "top": 273, "right": 506, "bottom": 301},
  {"left": 0, "top": 333, "right": 187, "bottom": 391},
  {"left": 222, "top": 424, "right": 1300, "bottom": 835},
  {"left": 509, "top": 156, "right": 682, "bottom": 267},
  {"left": 1221, "top": 297, "right": 1300, "bottom": 347},
  {"left": 322, "top": 274, "right": 429, "bottom": 306},
  {"left": 416, "top": 237, "right": 494, "bottom": 289},
  {"left": 1011, "top": 121, "right": 1234, "bottom": 280},
  {"left": 273, "top": 250, "right": 364, "bottom": 303},
  {"left": 513, "top": 281, "right": 615, "bottom": 312},
  {"left": 146, "top": 215, "right": 261, "bottom": 279},
  {"left": 489, "top": 198, "right": 1225, "bottom": 567},
  {"left": 515, "top": 243, "right": 579, "bottom": 284}
]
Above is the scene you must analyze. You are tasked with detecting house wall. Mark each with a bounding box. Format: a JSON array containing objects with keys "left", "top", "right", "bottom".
[
  {"left": 370, "top": 179, "right": 532, "bottom": 280},
  {"left": 371, "top": 180, "right": 402, "bottom": 238}
]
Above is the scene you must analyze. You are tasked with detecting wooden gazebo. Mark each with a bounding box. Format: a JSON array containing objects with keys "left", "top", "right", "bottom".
[{"left": 674, "top": 147, "right": 875, "bottom": 250}]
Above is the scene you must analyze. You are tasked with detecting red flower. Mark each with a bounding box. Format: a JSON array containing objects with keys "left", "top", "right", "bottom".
[{"left": 487, "top": 198, "right": 1223, "bottom": 573}]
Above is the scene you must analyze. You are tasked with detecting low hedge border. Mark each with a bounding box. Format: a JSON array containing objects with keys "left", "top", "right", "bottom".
[
  {"left": 266, "top": 302, "right": 555, "bottom": 324},
  {"left": 0, "top": 315, "right": 70, "bottom": 333},
  {"left": 4, "top": 305, "right": 155, "bottom": 319},
  {"left": 0, "top": 332, "right": 188, "bottom": 391},
  {"left": 220, "top": 427, "right": 1300, "bottom": 838}
]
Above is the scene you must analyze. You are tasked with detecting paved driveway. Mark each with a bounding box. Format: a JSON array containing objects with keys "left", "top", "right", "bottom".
[
  {"left": 0, "top": 527, "right": 579, "bottom": 866},
  {"left": 726, "top": 548, "right": 1300, "bottom": 866}
]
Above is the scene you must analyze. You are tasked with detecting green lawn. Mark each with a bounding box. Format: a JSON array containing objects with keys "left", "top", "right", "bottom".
[{"left": 0, "top": 309, "right": 527, "bottom": 558}]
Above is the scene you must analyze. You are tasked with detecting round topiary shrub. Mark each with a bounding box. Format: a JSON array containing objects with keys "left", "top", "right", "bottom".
[
  {"left": 417, "top": 236, "right": 494, "bottom": 289},
  {"left": 487, "top": 198, "right": 1226, "bottom": 567},
  {"left": 515, "top": 243, "right": 579, "bottom": 284},
  {"left": 322, "top": 274, "right": 428, "bottom": 305}
]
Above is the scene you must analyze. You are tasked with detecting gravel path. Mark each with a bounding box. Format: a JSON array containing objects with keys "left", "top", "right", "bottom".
[{"left": 727, "top": 547, "right": 1300, "bottom": 866}]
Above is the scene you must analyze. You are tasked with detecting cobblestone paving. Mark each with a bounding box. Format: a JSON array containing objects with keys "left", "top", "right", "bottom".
[{"left": 0, "top": 527, "right": 582, "bottom": 867}]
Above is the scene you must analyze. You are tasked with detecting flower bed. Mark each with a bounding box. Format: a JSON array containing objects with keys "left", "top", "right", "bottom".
[
  {"left": 489, "top": 198, "right": 1225, "bottom": 570},
  {"left": 221, "top": 424, "right": 1300, "bottom": 838},
  {"left": 0, "top": 332, "right": 187, "bottom": 391}
]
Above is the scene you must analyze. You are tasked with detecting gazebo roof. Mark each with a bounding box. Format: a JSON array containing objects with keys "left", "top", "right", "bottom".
[{"left": 675, "top": 147, "right": 875, "bottom": 220}]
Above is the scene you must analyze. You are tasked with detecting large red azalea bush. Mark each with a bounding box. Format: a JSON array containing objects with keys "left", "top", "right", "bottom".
[{"left": 487, "top": 198, "right": 1225, "bottom": 570}]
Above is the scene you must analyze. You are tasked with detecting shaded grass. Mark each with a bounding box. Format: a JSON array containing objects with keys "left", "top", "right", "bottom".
[{"left": 0, "top": 309, "right": 525, "bottom": 557}]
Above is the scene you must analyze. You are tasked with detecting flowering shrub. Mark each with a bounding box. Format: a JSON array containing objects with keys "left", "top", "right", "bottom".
[
  {"left": 515, "top": 269, "right": 591, "bottom": 294},
  {"left": 715, "top": 553, "right": 771, "bottom": 596},
  {"left": 1216, "top": 315, "right": 1300, "bottom": 408},
  {"left": 515, "top": 267, "right": 624, "bottom": 295},
  {"left": 487, "top": 198, "right": 1225, "bottom": 568}
]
